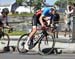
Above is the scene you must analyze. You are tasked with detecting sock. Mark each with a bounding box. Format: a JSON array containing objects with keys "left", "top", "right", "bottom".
[
  {"left": 25, "top": 37, "right": 30, "bottom": 45},
  {"left": 25, "top": 37, "right": 30, "bottom": 50}
]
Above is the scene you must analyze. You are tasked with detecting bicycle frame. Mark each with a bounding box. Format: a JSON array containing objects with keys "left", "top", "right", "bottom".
[
  {"left": 29, "top": 30, "right": 49, "bottom": 49},
  {"left": 0, "top": 27, "right": 10, "bottom": 46}
]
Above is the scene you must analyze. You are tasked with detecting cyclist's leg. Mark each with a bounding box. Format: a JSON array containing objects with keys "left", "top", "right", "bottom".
[
  {"left": 25, "top": 15, "right": 39, "bottom": 50},
  {"left": 0, "top": 27, "right": 2, "bottom": 38},
  {"left": 53, "top": 18, "right": 60, "bottom": 38},
  {"left": 54, "top": 23, "right": 59, "bottom": 38},
  {"left": 0, "top": 21, "right": 3, "bottom": 31},
  {"left": 0, "top": 25, "right": 4, "bottom": 38}
]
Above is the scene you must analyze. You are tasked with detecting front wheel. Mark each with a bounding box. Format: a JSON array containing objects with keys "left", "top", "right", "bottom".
[
  {"left": 38, "top": 34, "right": 55, "bottom": 55},
  {"left": 0, "top": 32, "right": 10, "bottom": 46},
  {"left": 17, "top": 34, "right": 29, "bottom": 53}
]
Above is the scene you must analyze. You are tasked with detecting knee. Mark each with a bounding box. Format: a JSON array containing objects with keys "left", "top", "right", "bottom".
[{"left": 32, "top": 28, "right": 37, "bottom": 33}]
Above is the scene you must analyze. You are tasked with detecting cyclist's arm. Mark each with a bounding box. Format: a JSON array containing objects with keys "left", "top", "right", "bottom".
[
  {"left": 39, "top": 8, "right": 50, "bottom": 27},
  {"left": 39, "top": 10, "right": 47, "bottom": 26},
  {"left": 39, "top": 15, "right": 44, "bottom": 26}
]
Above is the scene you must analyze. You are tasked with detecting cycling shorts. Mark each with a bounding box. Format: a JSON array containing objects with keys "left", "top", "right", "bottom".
[
  {"left": 32, "top": 14, "right": 41, "bottom": 26},
  {"left": 32, "top": 14, "right": 46, "bottom": 27}
]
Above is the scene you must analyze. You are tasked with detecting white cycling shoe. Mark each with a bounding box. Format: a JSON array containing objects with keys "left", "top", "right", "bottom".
[
  {"left": 24, "top": 38, "right": 30, "bottom": 50},
  {"left": 25, "top": 42, "right": 29, "bottom": 50},
  {"left": 25, "top": 44, "right": 29, "bottom": 50}
]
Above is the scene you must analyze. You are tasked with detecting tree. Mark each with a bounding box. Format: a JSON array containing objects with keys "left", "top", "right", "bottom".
[
  {"left": 16, "top": 0, "right": 24, "bottom": 5},
  {"left": 33, "top": 0, "right": 43, "bottom": 12},
  {"left": 54, "top": 0, "right": 75, "bottom": 8},
  {"left": 55, "top": 0, "right": 61, "bottom": 6},
  {"left": 68, "top": 0, "right": 75, "bottom": 3},
  {"left": 16, "top": 0, "right": 43, "bottom": 12}
]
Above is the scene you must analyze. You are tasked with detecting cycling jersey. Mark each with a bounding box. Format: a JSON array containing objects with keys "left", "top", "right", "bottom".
[
  {"left": 35, "top": 9, "right": 42, "bottom": 16},
  {"left": 42, "top": 7, "right": 51, "bottom": 16},
  {"left": 53, "top": 13, "right": 60, "bottom": 24},
  {"left": 32, "top": 9, "right": 43, "bottom": 26},
  {"left": 41, "top": 7, "right": 54, "bottom": 21},
  {"left": 0, "top": 16, "right": 8, "bottom": 27}
]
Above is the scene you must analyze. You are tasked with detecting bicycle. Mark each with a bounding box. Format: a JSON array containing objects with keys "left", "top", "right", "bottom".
[
  {"left": 0, "top": 27, "right": 10, "bottom": 47},
  {"left": 17, "top": 26, "right": 55, "bottom": 55},
  {"left": 0, "top": 27, "right": 16, "bottom": 53}
]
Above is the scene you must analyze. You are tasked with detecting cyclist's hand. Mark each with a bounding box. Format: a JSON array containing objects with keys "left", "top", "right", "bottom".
[
  {"left": 41, "top": 25, "right": 48, "bottom": 30},
  {"left": 41, "top": 24, "right": 46, "bottom": 28}
]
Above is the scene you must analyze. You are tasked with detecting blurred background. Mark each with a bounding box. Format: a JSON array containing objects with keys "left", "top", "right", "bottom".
[{"left": 0, "top": 0, "right": 75, "bottom": 36}]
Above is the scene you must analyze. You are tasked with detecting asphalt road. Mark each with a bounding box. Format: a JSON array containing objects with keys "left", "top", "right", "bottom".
[
  {"left": 0, "top": 52, "right": 75, "bottom": 59},
  {"left": 0, "top": 34, "right": 74, "bottom": 59}
]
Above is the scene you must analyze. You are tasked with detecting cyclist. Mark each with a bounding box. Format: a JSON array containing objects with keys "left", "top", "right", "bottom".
[
  {"left": 0, "top": 8, "right": 11, "bottom": 36},
  {"left": 25, "top": 7, "right": 56, "bottom": 50},
  {"left": 52, "top": 10, "right": 60, "bottom": 38}
]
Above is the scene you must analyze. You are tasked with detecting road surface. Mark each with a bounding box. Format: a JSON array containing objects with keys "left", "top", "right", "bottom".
[{"left": 0, "top": 52, "right": 75, "bottom": 59}]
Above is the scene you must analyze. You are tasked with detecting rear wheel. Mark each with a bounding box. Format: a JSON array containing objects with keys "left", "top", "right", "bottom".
[
  {"left": 38, "top": 34, "right": 55, "bottom": 55},
  {"left": 17, "top": 34, "right": 29, "bottom": 53}
]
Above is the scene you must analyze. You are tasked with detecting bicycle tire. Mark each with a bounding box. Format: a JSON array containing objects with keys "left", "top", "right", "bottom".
[
  {"left": 17, "top": 34, "right": 29, "bottom": 53},
  {"left": 0, "top": 32, "right": 10, "bottom": 46},
  {"left": 38, "top": 34, "right": 55, "bottom": 55}
]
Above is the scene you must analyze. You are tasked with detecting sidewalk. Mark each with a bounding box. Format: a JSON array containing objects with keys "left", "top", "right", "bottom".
[
  {"left": 9, "top": 35, "right": 71, "bottom": 43},
  {"left": 0, "top": 35, "right": 75, "bottom": 54}
]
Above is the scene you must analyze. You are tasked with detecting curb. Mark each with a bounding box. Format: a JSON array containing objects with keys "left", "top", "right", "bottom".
[{"left": 8, "top": 36, "right": 72, "bottom": 43}]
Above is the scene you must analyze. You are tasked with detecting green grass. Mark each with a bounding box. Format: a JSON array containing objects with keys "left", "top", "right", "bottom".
[
  {"left": 6, "top": 31, "right": 27, "bottom": 36},
  {"left": 9, "top": 13, "right": 34, "bottom": 17}
]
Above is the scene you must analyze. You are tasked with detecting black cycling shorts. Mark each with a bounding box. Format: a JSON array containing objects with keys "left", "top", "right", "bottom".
[
  {"left": 32, "top": 14, "right": 41, "bottom": 26},
  {"left": 32, "top": 14, "right": 47, "bottom": 27}
]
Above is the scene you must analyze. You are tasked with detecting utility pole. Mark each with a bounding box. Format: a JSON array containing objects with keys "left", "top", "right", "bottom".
[
  {"left": 72, "top": 16, "right": 75, "bottom": 42},
  {"left": 30, "top": 0, "right": 32, "bottom": 13}
]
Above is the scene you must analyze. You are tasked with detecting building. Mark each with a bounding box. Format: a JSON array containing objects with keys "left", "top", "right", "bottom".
[{"left": 11, "top": 2, "right": 21, "bottom": 13}]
